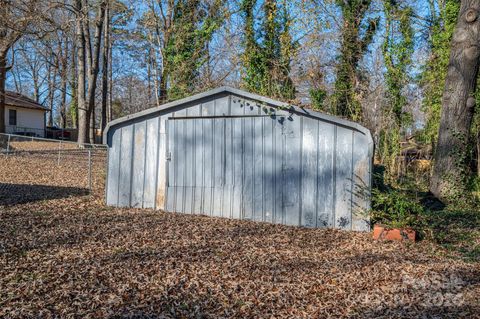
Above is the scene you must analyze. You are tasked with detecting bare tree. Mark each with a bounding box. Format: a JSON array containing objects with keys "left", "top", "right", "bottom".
[
  {"left": 100, "top": 0, "right": 110, "bottom": 136},
  {"left": 87, "top": 0, "right": 106, "bottom": 143},
  {"left": 75, "top": 0, "right": 106, "bottom": 143},
  {"left": 143, "top": 0, "right": 175, "bottom": 105},
  {"left": 16, "top": 41, "right": 47, "bottom": 102},
  {"left": 58, "top": 35, "right": 69, "bottom": 128},
  {"left": 76, "top": 0, "right": 88, "bottom": 143},
  {"left": 0, "top": 0, "right": 45, "bottom": 133}
]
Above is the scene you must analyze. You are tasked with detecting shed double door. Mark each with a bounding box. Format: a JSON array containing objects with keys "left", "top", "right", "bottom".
[
  {"left": 164, "top": 115, "right": 333, "bottom": 227},
  {"left": 165, "top": 115, "right": 283, "bottom": 222}
]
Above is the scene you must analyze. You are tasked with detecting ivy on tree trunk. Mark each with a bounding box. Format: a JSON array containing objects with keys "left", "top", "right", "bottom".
[
  {"left": 240, "top": 0, "right": 296, "bottom": 100},
  {"left": 379, "top": 0, "right": 414, "bottom": 181},
  {"left": 0, "top": 54, "right": 6, "bottom": 133},
  {"left": 430, "top": 0, "right": 480, "bottom": 202},
  {"left": 332, "top": 0, "right": 378, "bottom": 122}
]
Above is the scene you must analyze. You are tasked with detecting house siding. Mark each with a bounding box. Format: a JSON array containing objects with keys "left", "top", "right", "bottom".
[{"left": 5, "top": 106, "right": 45, "bottom": 137}]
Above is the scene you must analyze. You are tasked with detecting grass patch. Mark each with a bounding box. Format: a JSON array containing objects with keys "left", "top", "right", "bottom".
[
  {"left": 421, "top": 209, "right": 480, "bottom": 262},
  {"left": 372, "top": 165, "right": 480, "bottom": 261}
]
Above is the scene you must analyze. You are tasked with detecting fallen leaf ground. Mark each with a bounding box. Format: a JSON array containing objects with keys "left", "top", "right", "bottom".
[{"left": 1, "top": 154, "right": 479, "bottom": 318}]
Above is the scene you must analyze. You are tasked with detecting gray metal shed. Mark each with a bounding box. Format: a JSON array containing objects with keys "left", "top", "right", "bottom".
[{"left": 104, "top": 87, "right": 373, "bottom": 231}]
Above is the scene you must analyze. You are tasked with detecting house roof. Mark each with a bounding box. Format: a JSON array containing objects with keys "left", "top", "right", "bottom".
[
  {"left": 104, "top": 86, "right": 373, "bottom": 146},
  {"left": 5, "top": 91, "right": 48, "bottom": 111}
]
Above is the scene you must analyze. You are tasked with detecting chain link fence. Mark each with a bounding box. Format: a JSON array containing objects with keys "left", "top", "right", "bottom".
[{"left": 0, "top": 133, "right": 107, "bottom": 203}]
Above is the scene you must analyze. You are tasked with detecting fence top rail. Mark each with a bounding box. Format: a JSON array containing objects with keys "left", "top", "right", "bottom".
[{"left": 0, "top": 133, "right": 107, "bottom": 149}]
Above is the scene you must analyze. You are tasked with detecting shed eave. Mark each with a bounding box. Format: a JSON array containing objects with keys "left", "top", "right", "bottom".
[{"left": 103, "top": 86, "right": 373, "bottom": 147}]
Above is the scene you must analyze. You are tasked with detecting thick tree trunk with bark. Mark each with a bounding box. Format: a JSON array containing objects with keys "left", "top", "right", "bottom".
[
  {"left": 108, "top": 35, "right": 112, "bottom": 123},
  {"left": 0, "top": 54, "right": 6, "bottom": 133},
  {"left": 430, "top": 0, "right": 480, "bottom": 201},
  {"left": 59, "top": 75, "right": 67, "bottom": 128},
  {"left": 70, "top": 40, "right": 78, "bottom": 129},
  {"left": 159, "top": 75, "right": 167, "bottom": 104},
  {"left": 87, "top": 0, "right": 106, "bottom": 144},
  {"left": 101, "top": 1, "right": 109, "bottom": 137},
  {"left": 46, "top": 58, "right": 55, "bottom": 127},
  {"left": 59, "top": 40, "right": 68, "bottom": 129},
  {"left": 76, "top": 0, "right": 88, "bottom": 144},
  {"left": 477, "top": 131, "right": 480, "bottom": 176}
]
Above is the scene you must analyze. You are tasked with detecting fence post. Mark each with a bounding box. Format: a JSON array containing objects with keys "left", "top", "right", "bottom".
[
  {"left": 88, "top": 149, "right": 92, "bottom": 193},
  {"left": 6, "top": 134, "right": 11, "bottom": 156},
  {"left": 57, "top": 140, "right": 62, "bottom": 166}
]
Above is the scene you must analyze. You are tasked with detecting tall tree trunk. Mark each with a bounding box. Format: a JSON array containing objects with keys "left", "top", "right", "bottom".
[
  {"left": 332, "top": 0, "right": 377, "bottom": 121},
  {"left": 82, "top": 0, "right": 93, "bottom": 143},
  {"left": 147, "top": 48, "right": 152, "bottom": 104},
  {"left": 60, "top": 77, "right": 67, "bottom": 128},
  {"left": 0, "top": 54, "right": 6, "bottom": 133},
  {"left": 47, "top": 58, "right": 54, "bottom": 127},
  {"left": 76, "top": 0, "right": 88, "bottom": 144},
  {"left": 59, "top": 39, "right": 68, "bottom": 129},
  {"left": 32, "top": 67, "right": 40, "bottom": 103},
  {"left": 477, "top": 131, "right": 480, "bottom": 176},
  {"left": 108, "top": 32, "right": 113, "bottom": 122},
  {"left": 0, "top": 1, "right": 24, "bottom": 133},
  {"left": 101, "top": 1, "right": 109, "bottom": 137},
  {"left": 89, "top": 96, "right": 95, "bottom": 142},
  {"left": 86, "top": 0, "right": 106, "bottom": 143},
  {"left": 430, "top": 0, "right": 480, "bottom": 201},
  {"left": 70, "top": 39, "right": 78, "bottom": 129},
  {"left": 159, "top": 73, "right": 167, "bottom": 104},
  {"left": 152, "top": 50, "right": 162, "bottom": 106}
]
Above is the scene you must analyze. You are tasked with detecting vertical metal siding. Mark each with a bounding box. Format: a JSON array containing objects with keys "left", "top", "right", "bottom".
[
  {"left": 131, "top": 122, "right": 146, "bottom": 208},
  {"left": 106, "top": 94, "right": 372, "bottom": 231},
  {"left": 284, "top": 115, "right": 301, "bottom": 226},
  {"left": 156, "top": 116, "right": 167, "bottom": 209},
  {"left": 317, "top": 121, "right": 335, "bottom": 227},
  {"left": 231, "top": 113, "right": 243, "bottom": 220},
  {"left": 301, "top": 117, "right": 318, "bottom": 227},
  {"left": 352, "top": 131, "right": 371, "bottom": 230},
  {"left": 106, "top": 126, "right": 121, "bottom": 205},
  {"left": 143, "top": 118, "right": 159, "bottom": 208},
  {"left": 263, "top": 116, "right": 274, "bottom": 223},
  {"left": 118, "top": 125, "right": 133, "bottom": 207},
  {"left": 334, "top": 126, "right": 353, "bottom": 229}
]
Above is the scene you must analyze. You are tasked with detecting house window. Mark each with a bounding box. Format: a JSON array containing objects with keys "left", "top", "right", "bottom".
[{"left": 9, "top": 109, "right": 17, "bottom": 126}]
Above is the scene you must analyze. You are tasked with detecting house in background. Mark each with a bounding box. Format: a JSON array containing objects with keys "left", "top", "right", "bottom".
[{"left": 3, "top": 91, "right": 47, "bottom": 137}]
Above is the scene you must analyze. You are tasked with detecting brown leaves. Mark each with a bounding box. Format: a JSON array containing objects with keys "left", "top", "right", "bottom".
[{"left": 1, "top": 154, "right": 480, "bottom": 318}]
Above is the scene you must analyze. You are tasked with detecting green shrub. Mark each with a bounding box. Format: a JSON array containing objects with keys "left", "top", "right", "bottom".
[
  {"left": 468, "top": 176, "right": 480, "bottom": 203},
  {"left": 370, "top": 188, "right": 424, "bottom": 229}
]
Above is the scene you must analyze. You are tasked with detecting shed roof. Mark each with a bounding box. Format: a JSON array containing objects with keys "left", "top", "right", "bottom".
[
  {"left": 5, "top": 91, "right": 48, "bottom": 111},
  {"left": 104, "top": 86, "right": 373, "bottom": 145}
]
